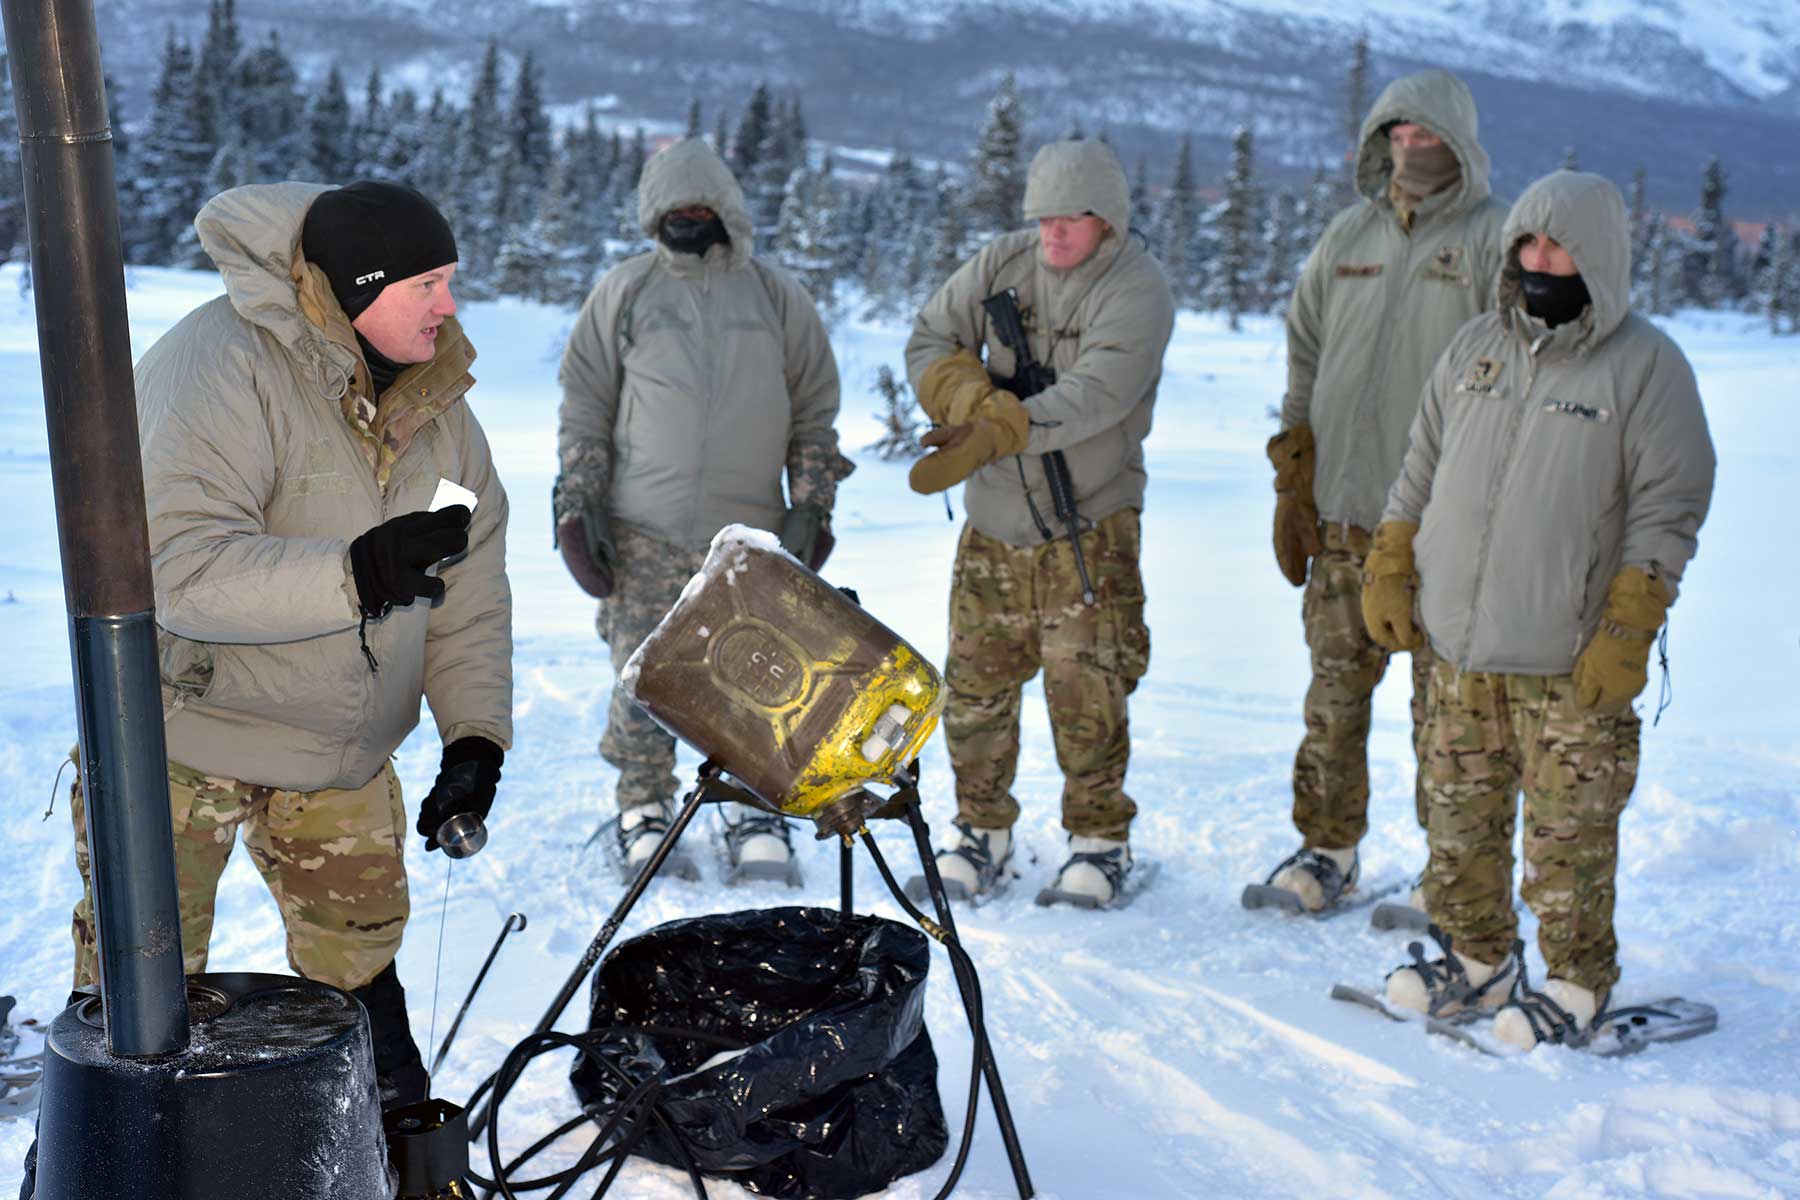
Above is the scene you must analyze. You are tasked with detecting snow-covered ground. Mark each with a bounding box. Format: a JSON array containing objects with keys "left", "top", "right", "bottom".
[{"left": 1, "top": 264, "right": 1796, "bottom": 1197}]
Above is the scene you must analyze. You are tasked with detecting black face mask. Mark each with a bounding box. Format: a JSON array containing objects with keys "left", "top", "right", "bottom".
[
  {"left": 658, "top": 212, "right": 729, "bottom": 256},
  {"left": 1519, "top": 269, "right": 1591, "bottom": 329}
]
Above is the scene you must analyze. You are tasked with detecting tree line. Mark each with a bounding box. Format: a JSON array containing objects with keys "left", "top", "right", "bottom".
[{"left": 0, "top": 5, "right": 1792, "bottom": 335}]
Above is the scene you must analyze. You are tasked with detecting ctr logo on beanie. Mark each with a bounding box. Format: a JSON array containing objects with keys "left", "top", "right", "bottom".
[{"left": 301, "top": 181, "right": 458, "bottom": 321}]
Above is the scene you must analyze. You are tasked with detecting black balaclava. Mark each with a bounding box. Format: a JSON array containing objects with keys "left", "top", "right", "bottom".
[
  {"left": 657, "top": 209, "right": 729, "bottom": 256},
  {"left": 1520, "top": 269, "right": 1592, "bottom": 328},
  {"left": 301, "top": 180, "right": 457, "bottom": 321}
]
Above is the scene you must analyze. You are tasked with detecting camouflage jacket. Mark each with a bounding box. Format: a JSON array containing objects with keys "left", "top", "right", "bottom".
[{"left": 136, "top": 182, "right": 513, "bottom": 791}]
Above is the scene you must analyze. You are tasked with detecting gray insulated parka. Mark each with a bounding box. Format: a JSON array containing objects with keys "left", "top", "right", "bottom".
[
  {"left": 556, "top": 138, "right": 843, "bottom": 550},
  {"left": 1282, "top": 69, "right": 1510, "bottom": 531},
  {"left": 138, "top": 182, "right": 514, "bottom": 792},
  {"left": 905, "top": 139, "right": 1176, "bottom": 547},
  {"left": 1384, "top": 171, "right": 1717, "bottom": 675}
]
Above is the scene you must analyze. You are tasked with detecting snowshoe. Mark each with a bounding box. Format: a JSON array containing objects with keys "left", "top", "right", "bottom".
[
  {"left": 588, "top": 801, "right": 702, "bottom": 884},
  {"left": 1035, "top": 836, "right": 1145, "bottom": 911},
  {"left": 1382, "top": 926, "right": 1521, "bottom": 1020},
  {"left": 904, "top": 821, "right": 1014, "bottom": 906},
  {"left": 1492, "top": 957, "right": 1719, "bottom": 1057},
  {"left": 716, "top": 803, "right": 803, "bottom": 888},
  {"left": 1242, "top": 847, "right": 1407, "bottom": 918}
]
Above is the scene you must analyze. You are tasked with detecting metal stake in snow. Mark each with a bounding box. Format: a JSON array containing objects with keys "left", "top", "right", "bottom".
[{"left": 425, "top": 813, "right": 489, "bottom": 1094}]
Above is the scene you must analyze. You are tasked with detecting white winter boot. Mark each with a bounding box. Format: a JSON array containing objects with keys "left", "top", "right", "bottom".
[
  {"left": 1384, "top": 927, "right": 1520, "bottom": 1019},
  {"left": 1038, "top": 836, "right": 1132, "bottom": 909},
  {"left": 1493, "top": 978, "right": 1602, "bottom": 1050},
  {"left": 1266, "top": 845, "right": 1359, "bottom": 911},
  {"left": 617, "top": 799, "right": 699, "bottom": 881},
  {"left": 717, "top": 803, "right": 800, "bottom": 885},
  {"left": 928, "top": 822, "right": 1013, "bottom": 901}
]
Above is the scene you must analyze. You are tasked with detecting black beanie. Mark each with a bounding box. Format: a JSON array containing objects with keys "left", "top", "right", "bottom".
[{"left": 300, "top": 181, "right": 457, "bottom": 321}]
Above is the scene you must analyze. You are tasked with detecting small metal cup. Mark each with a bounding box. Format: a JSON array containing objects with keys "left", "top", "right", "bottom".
[{"left": 435, "top": 813, "right": 488, "bottom": 859}]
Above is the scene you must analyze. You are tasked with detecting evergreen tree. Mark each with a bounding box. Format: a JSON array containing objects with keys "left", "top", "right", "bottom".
[
  {"left": 303, "top": 64, "right": 351, "bottom": 182},
  {"left": 731, "top": 83, "right": 773, "bottom": 180},
  {"left": 1261, "top": 189, "right": 1298, "bottom": 314},
  {"left": 196, "top": 0, "right": 242, "bottom": 121},
  {"left": 1299, "top": 162, "right": 1335, "bottom": 255},
  {"left": 1210, "top": 124, "right": 1259, "bottom": 329},
  {"left": 1644, "top": 216, "right": 1673, "bottom": 315},
  {"left": 1129, "top": 156, "right": 1154, "bottom": 237},
  {"left": 712, "top": 108, "right": 730, "bottom": 157},
  {"left": 1627, "top": 166, "right": 1649, "bottom": 285},
  {"left": 774, "top": 162, "right": 847, "bottom": 312},
  {"left": 0, "top": 55, "right": 22, "bottom": 267},
  {"left": 508, "top": 52, "right": 553, "bottom": 201},
  {"left": 965, "top": 71, "right": 1026, "bottom": 236},
  {"left": 1343, "top": 31, "right": 1369, "bottom": 201},
  {"left": 866, "top": 366, "right": 924, "bottom": 461},
  {"left": 404, "top": 89, "right": 460, "bottom": 203},
  {"left": 927, "top": 172, "right": 968, "bottom": 293},
  {"left": 125, "top": 30, "right": 198, "bottom": 261},
  {"left": 1689, "top": 157, "right": 1739, "bottom": 307},
  {"left": 1767, "top": 228, "right": 1798, "bottom": 334},
  {"left": 686, "top": 97, "right": 703, "bottom": 140},
  {"left": 350, "top": 66, "right": 386, "bottom": 178},
  {"left": 234, "top": 32, "right": 303, "bottom": 181},
  {"left": 375, "top": 87, "right": 425, "bottom": 182},
  {"left": 450, "top": 42, "right": 507, "bottom": 287},
  {"left": 1156, "top": 135, "right": 1198, "bottom": 306},
  {"left": 748, "top": 93, "right": 799, "bottom": 244}
]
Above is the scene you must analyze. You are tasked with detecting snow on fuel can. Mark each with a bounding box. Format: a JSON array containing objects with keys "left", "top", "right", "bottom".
[{"left": 622, "top": 525, "right": 942, "bottom": 827}]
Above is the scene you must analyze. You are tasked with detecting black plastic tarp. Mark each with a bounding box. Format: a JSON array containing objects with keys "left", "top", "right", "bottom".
[{"left": 571, "top": 906, "right": 950, "bottom": 1199}]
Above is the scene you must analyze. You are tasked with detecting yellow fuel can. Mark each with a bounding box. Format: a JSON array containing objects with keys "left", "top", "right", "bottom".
[{"left": 622, "top": 527, "right": 942, "bottom": 829}]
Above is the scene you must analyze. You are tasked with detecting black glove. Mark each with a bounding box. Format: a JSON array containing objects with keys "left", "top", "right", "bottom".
[
  {"left": 778, "top": 502, "right": 834, "bottom": 571},
  {"left": 417, "top": 736, "right": 503, "bottom": 851},
  {"left": 555, "top": 502, "right": 616, "bottom": 599},
  {"left": 349, "top": 505, "right": 472, "bottom": 617}
]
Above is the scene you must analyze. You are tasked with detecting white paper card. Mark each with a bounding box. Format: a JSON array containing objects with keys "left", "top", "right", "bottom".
[{"left": 430, "top": 477, "right": 479, "bottom": 513}]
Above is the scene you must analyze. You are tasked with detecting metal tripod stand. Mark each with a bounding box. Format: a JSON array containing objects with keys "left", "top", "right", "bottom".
[{"left": 467, "top": 759, "right": 1035, "bottom": 1199}]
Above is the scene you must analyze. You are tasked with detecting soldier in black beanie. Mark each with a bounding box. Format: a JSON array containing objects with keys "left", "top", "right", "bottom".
[{"left": 302, "top": 180, "right": 461, "bottom": 394}]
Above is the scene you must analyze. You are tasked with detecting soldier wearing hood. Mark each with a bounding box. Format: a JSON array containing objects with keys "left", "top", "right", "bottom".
[
  {"left": 1365, "top": 171, "right": 1715, "bottom": 1048},
  {"left": 904, "top": 139, "right": 1175, "bottom": 909},
  {"left": 555, "top": 138, "right": 849, "bottom": 882},
  {"left": 1262, "top": 69, "right": 1509, "bottom": 913}
]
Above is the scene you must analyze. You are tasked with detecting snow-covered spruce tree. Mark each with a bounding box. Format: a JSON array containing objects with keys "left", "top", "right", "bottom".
[
  {"left": 447, "top": 42, "right": 507, "bottom": 291},
  {"left": 1688, "top": 157, "right": 1740, "bottom": 308},
  {"left": 1261, "top": 189, "right": 1299, "bottom": 314},
  {"left": 1209, "top": 124, "right": 1259, "bottom": 329},
  {"left": 348, "top": 66, "right": 386, "bottom": 179},
  {"left": 1298, "top": 162, "right": 1334, "bottom": 257},
  {"left": 495, "top": 148, "right": 592, "bottom": 307},
  {"left": 1130, "top": 156, "right": 1154, "bottom": 238},
  {"left": 866, "top": 365, "right": 924, "bottom": 461},
  {"left": 402, "top": 89, "right": 459, "bottom": 205},
  {"left": 302, "top": 64, "right": 351, "bottom": 183},
  {"left": 124, "top": 30, "right": 198, "bottom": 262},
  {"left": 1627, "top": 166, "right": 1649, "bottom": 290},
  {"left": 233, "top": 32, "right": 304, "bottom": 182},
  {"left": 373, "top": 87, "right": 424, "bottom": 183},
  {"left": 0, "top": 56, "right": 21, "bottom": 267},
  {"left": 926, "top": 171, "right": 969, "bottom": 300},
  {"left": 196, "top": 0, "right": 242, "bottom": 137},
  {"left": 1341, "top": 31, "right": 1369, "bottom": 204},
  {"left": 774, "top": 161, "right": 847, "bottom": 314},
  {"left": 508, "top": 52, "right": 554, "bottom": 205},
  {"left": 686, "top": 98, "right": 703, "bottom": 140},
  {"left": 1156, "top": 135, "right": 1198, "bottom": 307},
  {"left": 731, "top": 83, "right": 773, "bottom": 182},
  {"left": 1643, "top": 215, "right": 1673, "bottom": 315},
  {"left": 964, "top": 71, "right": 1026, "bottom": 239},
  {"left": 749, "top": 94, "right": 802, "bottom": 249}
]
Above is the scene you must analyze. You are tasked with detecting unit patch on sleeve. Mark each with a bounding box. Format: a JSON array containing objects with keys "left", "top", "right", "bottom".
[
  {"left": 1422, "top": 243, "right": 1470, "bottom": 286},
  {"left": 1456, "top": 357, "right": 1505, "bottom": 396},
  {"left": 1333, "top": 263, "right": 1383, "bottom": 278}
]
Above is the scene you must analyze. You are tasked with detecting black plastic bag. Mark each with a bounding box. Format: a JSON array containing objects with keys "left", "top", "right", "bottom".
[{"left": 571, "top": 906, "right": 950, "bottom": 1199}]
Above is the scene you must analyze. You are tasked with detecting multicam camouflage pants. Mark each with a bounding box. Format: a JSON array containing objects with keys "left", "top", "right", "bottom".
[
  {"left": 70, "top": 758, "right": 408, "bottom": 993},
  {"left": 1419, "top": 658, "right": 1640, "bottom": 994},
  {"left": 943, "top": 508, "right": 1150, "bottom": 841},
  {"left": 598, "top": 522, "right": 707, "bottom": 812},
  {"left": 1293, "top": 523, "right": 1434, "bottom": 849}
]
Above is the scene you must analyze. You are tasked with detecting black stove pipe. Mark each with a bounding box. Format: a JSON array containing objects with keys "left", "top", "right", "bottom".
[{"left": 0, "top": 0, "right": 190, "bottom": 1058}]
